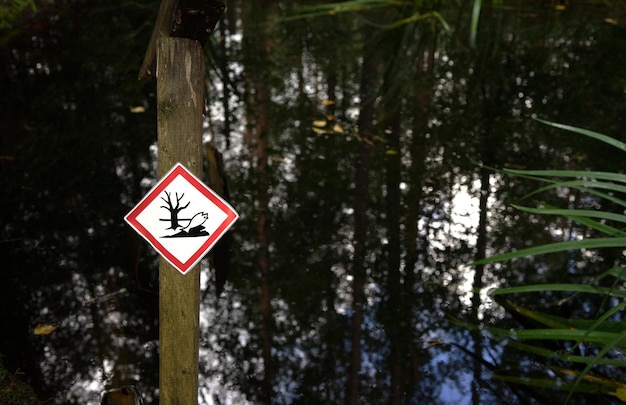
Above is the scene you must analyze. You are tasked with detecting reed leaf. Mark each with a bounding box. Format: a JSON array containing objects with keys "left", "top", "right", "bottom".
[
  {"left": 469, "top": 121, "right": 626, "bottom": 401},
  {"left": 472, "top": 237, "right": 626, "bottom": 265}
]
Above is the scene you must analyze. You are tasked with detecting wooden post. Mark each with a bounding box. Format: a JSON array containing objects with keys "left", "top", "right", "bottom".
[
  {"left": 138, "top": 1, "right": 224, "bottom": 402},
  {"left": 156, "top": 37, "right": 204, "bottom": 405}
]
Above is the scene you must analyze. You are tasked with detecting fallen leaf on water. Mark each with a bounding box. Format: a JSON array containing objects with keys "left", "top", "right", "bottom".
[
  {"left": 34, "top": 324, "right": 57, "bottom": 335},
  {"left": 312, "top": 126, "right": 329, "bottom": 134},
  {"left": 613, "top": 387, "right": 626, "bottom": 401},
  {"left": 129, "top": 106, "right": 146, "bottom": 113}
]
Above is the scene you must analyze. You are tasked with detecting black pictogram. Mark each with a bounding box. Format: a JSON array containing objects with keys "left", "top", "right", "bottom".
[{"left": 160, "top": 191, "right": 210, "bottom": 238}]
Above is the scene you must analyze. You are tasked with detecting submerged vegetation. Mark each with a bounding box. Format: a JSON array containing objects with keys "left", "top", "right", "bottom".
[{"left": 0, "top": 359, "right": 39, "bottom": 405}]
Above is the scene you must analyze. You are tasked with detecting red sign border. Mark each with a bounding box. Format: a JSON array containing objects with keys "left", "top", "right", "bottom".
[{"left": 124, "top": 163, "right": 238, "bottom": 274}]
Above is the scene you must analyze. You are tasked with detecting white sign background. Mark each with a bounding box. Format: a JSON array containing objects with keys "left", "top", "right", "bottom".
[{"left": 125, "top": 163, "right": 238, "bottom": 274}]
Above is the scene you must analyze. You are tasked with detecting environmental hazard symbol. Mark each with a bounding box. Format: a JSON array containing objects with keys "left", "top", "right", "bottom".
[{"left": 124, "top": 163, "right": 238, "bottom": 274}]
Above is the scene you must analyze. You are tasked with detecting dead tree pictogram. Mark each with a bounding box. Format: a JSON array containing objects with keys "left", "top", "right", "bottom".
[{"left": 160, "top": 191, "right": 190, "bottom": 229}]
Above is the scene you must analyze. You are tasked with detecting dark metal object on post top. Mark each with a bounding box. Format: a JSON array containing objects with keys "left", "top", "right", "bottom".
[
  {"left": 139, "top": 0, "right": 226, "bottom": 81},
  {"left": 100, "top": 385, "right": 143, "bottom": 405}
]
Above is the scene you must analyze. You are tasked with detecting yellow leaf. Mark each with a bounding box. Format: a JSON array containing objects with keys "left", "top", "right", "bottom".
[
  {"left": 332, "top": 124, "right": 344, "bottom": 134},
  {"left": 613, "top": 387, "right": 626, "bottom": 401},
  {"left": 321, "top": 100, "right": 335, "bottom": 106},
  {"left": 313, "top": 120, "right": 327, "bottom": 128},
  {"left": 312, "top": 126, "right": 329, "bottom": 134},
  {"left": 34, "top": 324, "right": 57, "bottom": 335},
  {"left": 385, "top": 149, "right": 398, "bottom": 155},
  {"left": 129, "top": 106, "right": 146, "bottom": 113}
]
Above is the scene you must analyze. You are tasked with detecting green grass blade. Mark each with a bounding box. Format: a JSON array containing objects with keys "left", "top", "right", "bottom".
[
  {"left": 490, "top": 283, "right": 626, "bottom": 300},
  {"left": 468, "top": 122, "right": 626, "bottom": 402},
  {"left": 525, "top": 180, "right": 626, "bottom": 200},
  {"left": 493, "top": 374, "right": 617, "bottom": 396},
  {"left": 487, "top": 327, "right": 626, "bottom": 346},
  {"left": 510, "top": 205, "right": 626, "bottom": 236},
  {"left": 535, "top": 118, "right": 626, "bottom": 153},
  {"left": 504, "top": 169, "right": 626, "bottom": 183},
  {"left": 511, "top": 205, "right": 626, "bottom": 224},
  {"left": 503, "top": 338, "right": 626, "bottom": 367},
  {"left": 567, "top": 328, "right": 626, "bottom": 403},
  {"left": 470, "top": 0, "right": 481, "bottom": 48},
  {"left": 506, "top": 179, "right": 626, "bottom": 209},
  {"left": 283, "top": 0, "right": 412, "bottom": 21},
  {"left": 451, "top": 317, "right": 626, "bottom": 367},
  {"left": 565, "top": 216, "right": 626, "bottom": 237},
  {"left": 472, "top": 237, "right": 626, "bottom": 265},
  {"left": 607, "top": 267, "right": 626, "bottom": 282}
]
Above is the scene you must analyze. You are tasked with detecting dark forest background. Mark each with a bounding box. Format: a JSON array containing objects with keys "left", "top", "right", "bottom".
[{"left": 1, "top": 0, "right": 626, "bottom": 403}]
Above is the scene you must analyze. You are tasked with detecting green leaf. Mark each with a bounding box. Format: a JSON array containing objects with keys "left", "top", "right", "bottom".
[
  {"left": 607, "top": 267, "right": 626, "bottom": 282},
  {"left": 490, "top": 283, "right": 626, "bottom": 300},
  {"left": 510, "top": 204, "right": 626, "bottom": 237},
  {"left": 469, "top": 0, "right": 481, "bottom": 48},
  {"left": 283, "top": 0, "right": 412, "bottom": 21},
  {"left": 502, "top": 338, "right": 626, "bottom": 368},
  {"left": 493, "top": 372, "right": 626, "bottom": 397},
  {"left": 535, "top": 119, "right": 626, "bottom": 153},
  {"left": 475, "top": 324, "right": 626, "bottom": 347},
  {"left": 506, "top": 179, "right": 626, "bottom": 209},
  {"left": 469, "top": 122, "right": 626, "bottom": 402},
  {"left": 504, "top": 169, "right": 626, "bottom": 183},
  {"left": 498, "top": 298, "right": 626, "bottom": 334},
  {"left": 511, "top": 205, "right": 626, "bottom": 225},
  {"left": 472, "top": 237, "right": 626, "bottom": 265}
]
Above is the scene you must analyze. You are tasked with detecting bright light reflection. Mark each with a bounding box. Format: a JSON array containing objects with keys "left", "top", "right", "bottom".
[
  {"left": 450, "top": 183, "right": 479, "bottom": 246},
  {"left": 449, "top": 179, "right": 499, "bottom": 310}
]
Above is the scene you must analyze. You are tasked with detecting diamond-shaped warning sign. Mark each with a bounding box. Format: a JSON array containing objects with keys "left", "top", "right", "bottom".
[{"left": 124, "top": 163, "right": 238, "bottom": 274}]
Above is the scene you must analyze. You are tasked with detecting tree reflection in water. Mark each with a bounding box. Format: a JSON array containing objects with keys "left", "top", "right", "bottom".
[{"left": 1, "top": 0, "right": 625, "bottom": 404}]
